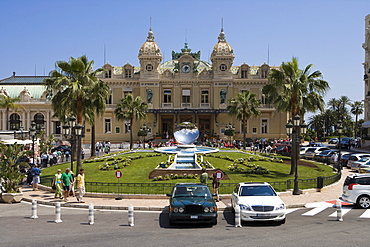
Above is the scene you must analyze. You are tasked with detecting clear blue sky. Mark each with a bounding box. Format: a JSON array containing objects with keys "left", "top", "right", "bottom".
[{"left": 0, "top": 0, "right": 368, "bottom": 114}]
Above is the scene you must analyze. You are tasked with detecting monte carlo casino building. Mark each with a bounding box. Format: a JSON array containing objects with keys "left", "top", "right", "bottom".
[{"left": 0, "top": 28, "right": 288, "bottom": 145}]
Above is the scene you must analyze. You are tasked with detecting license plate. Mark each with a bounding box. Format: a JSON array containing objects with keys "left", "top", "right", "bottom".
[
  {"left": 256, "top": 213, "right": 270, "bottom": 217},
  {"left": 190, "top": 215, "right": 198, "bottom": 219}
]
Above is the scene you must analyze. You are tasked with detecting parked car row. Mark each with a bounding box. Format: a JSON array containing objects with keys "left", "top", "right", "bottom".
[{"left": 167, "top": 182, "right": 286, "bottom": 226}]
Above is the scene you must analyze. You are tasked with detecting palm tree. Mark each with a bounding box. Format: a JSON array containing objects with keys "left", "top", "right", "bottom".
[
  {"left": 350, "top": 101, "right": 364, "bottom": 139},
  {"left": 227, "top": 90, "right": 261, "bottom": 150},
  {"left": 44, "top": 55, "right": 105, "bottom": 172},
  {"left": 0, "top": 96, "right": 24, "bottom": 130},
  {"left": 114, "top": 94, "right": 148, "bottom": 149},
  {"left": 262, "top": 57, "right": 329, "bottom": 175},
  {"left": 83, "top": 80, "right": 111, "bottom": 157}
]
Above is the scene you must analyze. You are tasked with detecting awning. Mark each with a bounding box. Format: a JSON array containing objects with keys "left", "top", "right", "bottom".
[{"left": 362, "top": 121, "right": 370, "bottom": 128}]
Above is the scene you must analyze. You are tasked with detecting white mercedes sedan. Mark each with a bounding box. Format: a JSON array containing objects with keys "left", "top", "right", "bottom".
[{"left": 231, "top": 182, "right": 286, "bottom": 224}]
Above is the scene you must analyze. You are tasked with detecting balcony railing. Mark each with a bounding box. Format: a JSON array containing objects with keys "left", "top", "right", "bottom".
[
  {"left": 181, "top": 103, "right": 192, "bottom": 108},
  {"left": 161, "top": 103, "right": 173, "bottom": 108}
]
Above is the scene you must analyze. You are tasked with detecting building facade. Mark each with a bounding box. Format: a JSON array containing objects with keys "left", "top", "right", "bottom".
[{"left": 0, "top": 28, "right": 289, "bottom": 144}]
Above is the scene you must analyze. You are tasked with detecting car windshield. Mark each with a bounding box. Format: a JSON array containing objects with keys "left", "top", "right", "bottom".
[
  {"left": 173, "top": 185, "right": 212, "bottom": 198},
  {"left": 239, "top": 185, "right": 276, "bottom": 196}
]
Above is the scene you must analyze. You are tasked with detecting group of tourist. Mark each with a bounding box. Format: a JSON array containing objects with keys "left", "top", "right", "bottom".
[
  {"left": 51, "top": 168, "right": 85, "bottom": 203},
  {"left": 95, "top": 141, "right": 111, "bottom": 156}
]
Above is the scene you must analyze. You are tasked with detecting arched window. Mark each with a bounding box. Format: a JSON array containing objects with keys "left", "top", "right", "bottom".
[
  {"left": 10, "top": 113, "right": 21, "bottom": 130},
  {"left": 33, "top": 113, "right": 45, "bottom": 130}
]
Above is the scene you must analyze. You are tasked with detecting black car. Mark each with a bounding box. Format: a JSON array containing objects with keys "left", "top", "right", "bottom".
[
  {"left": 336, "top": 137, "right": 354, "bottom": 149},
  {"left": 167, "top": 183, "right": 217, "bottom": 225},
  {"left": 51, "top": 145, "right": 71, "bottom": 153},
  {"left": 313, "top": 150, "right": 338, "bottom": 164}
]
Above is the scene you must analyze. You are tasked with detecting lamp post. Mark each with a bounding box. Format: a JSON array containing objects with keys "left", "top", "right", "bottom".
[
  {"left": 286, "top": 115, "right": 307, "bottom": 195},
  {"left": 337, "top": 120, "right": 343, "bottom": 171},
  {"left": 62, "top": 115, "right": 76, "bottom": 172},
  {"left": 29, "top": 122, "right": 36, "bottom": 164}
]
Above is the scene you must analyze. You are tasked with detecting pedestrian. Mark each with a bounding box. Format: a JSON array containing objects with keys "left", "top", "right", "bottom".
[
  {"left": 212, "top": 173, "right": 220, "bottom": 202},
  {"left": 331, "top": 152, "right": 339, "bottom": 170},
  {"left": 76, "top": 169, "right": 85, "bottom": 203},
  {"left": 52, "top": 169, "right": 63, "bottom": 199},
  {"left": 65, "top": 150, "right": 70, "bottom": 161},
  {"left": 61, "top": 168, "right": 73, "bottom": 202},
  {"left": 200, "top": 168, "right": 208, "bottom": 185},
  {"left": 41, "top": 152, "right": 49, "bottom": 167},
  {"left": 81, "top": 148, "right": 85, "bottom": 160},
  {"left": 69, "top": 171, "right": 76, "bottom": 198},
  {"left": 30, "top": 164, "right": 41, "bottom": 191}
]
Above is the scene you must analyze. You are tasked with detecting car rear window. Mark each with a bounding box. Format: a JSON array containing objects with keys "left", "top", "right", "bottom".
[{"left": 344, "top": 176, "right": 370, "bottom": 186}]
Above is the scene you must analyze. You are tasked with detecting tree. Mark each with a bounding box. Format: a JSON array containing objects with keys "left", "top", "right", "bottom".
[
  {"left": 0, "top": 143, "right": 28, "bottom": 193},
  {"left": 44, "top": 55, "right": 105, "bottom": 172},
  {"left": 0, "top": 96, "right": 24, "bottom": 130},
  {"left": 263, "top": 57, "right": 329, "bottom": 175},
  {"left": 227, "top": 90, "right": 261, "bottom": 150},
  {"left": 114, "top": 94, "right": 148, "bottom": 149},
  {"left": 83, "top": 80, "right": 111, "bottom": 157},
  {"left": 350, "top": 101, "right": 364, "bottom": 139}
]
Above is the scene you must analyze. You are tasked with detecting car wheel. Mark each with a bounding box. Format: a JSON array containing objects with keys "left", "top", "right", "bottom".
[{"left": 357, "top": 195, "right": 370, "bottom": 209}]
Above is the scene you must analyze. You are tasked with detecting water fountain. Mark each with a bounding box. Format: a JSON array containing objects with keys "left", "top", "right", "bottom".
[{"left": 150, "top": 122, "right": 219, "bottom": 178}]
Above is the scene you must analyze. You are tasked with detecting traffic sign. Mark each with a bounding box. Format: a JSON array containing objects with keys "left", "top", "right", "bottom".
[
  {"left": 215, "top": 170, "right": 224, "bottom": 180},
  {"left": 115, "top": 170, "right": 122, "bottom": 178}
]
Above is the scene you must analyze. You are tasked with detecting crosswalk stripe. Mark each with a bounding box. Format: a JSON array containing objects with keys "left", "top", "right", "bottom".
[
  {"left": 302, "top": 207, "right": 328, "bottom": 216},
  {"left": 359, "top": 209, "right": 370, "bottom": 218},
  {"left": 329, "top": 207, "right": 352, "bottom": 217}
]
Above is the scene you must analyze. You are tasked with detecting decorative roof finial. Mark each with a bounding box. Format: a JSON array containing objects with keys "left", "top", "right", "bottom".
[{"left": 147, "top": 17, "right": 154, "bottom": 42}]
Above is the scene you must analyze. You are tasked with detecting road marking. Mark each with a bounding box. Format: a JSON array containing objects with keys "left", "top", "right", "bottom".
[
  {"left": 302, "top": 207, "right": 328, "bottom": 216},
  {"left": 329, "top": 207, "right": 352, "bottom": 217},
  {"left": 359, "top": 209, "right": 370, "bottom": 218}
]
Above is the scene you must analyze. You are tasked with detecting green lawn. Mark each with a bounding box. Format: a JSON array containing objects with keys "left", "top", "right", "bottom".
[{"left": 41, "top": 151, "right": 334, "bottom": 184}]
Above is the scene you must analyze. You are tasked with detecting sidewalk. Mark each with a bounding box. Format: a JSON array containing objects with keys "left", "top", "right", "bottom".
[{"left": 21, "top": 168, "right": 350, "bottom": 211}]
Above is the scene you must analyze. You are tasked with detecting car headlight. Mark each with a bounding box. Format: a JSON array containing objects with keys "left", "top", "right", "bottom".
[
  {"left": 239, "top": 204, "right": 251, "bottom": 211},
  {"left": 276, "top": 203, "right": 285, "bottom": 210},
  {"left": 178, "top": 207, "right": 185, "bottom": 213},
  {"left": 173, "top": 207, "right": 179, "bottom": 213},
  {"left": 204, "top": 207, "right": 210, "bottom": 213}
]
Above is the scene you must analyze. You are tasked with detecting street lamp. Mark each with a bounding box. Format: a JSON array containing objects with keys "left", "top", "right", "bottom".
[
  {"left": 337, "top": 120, "right": 343, "bottom": 171},
  {"left": 62, "top": 115, "right": 77, "bottom": 172},
  {"left": 29, "top": 122, "right": 36, "bottom": 164},
  {"left": 286, "top": 115, "right": 307, "bottom": 195}
]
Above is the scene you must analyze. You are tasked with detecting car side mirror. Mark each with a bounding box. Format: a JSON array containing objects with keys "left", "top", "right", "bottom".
[
  {"left": 276, "top": 192, "right": 280, "bottom": 196},
  {"left": 166, "top": 193, "right": 172, "bottom": 197}
]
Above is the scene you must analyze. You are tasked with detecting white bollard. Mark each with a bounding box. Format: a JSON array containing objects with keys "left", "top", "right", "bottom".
[
  {"left": 336, "top": 199, "right": 343, "bottom": 222},
  {"left": 235, "top": 205, "right": 242, "bottom": 227},
  {"left": 128, "top": 204, "right": 134, "bottom": 227},
  {"left": 55, "top": 202, "right": 62, "bottom": 223},
  {"left": 88, "top": 203, "right": 94, "bottom": 225},
  {"left": 30, "top": 199, "right": 38, "bottom": 219}
]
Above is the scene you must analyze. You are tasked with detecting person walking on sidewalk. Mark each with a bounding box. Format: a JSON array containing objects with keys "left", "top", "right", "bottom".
[
  {"left": 212, "top": 173, "right": 220, "bottom": 202},
  {"left": 52, "top": 169, "right": 63, "bottom": 199},
  {"left": 61, "top": 168, "right": 73, "bottom": 202},
  {"left": 30, "top": 164, "right": 41, "bottom": 191},
  {"left": 76, "top": 169, "right": 85, "bottom": 203}
]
